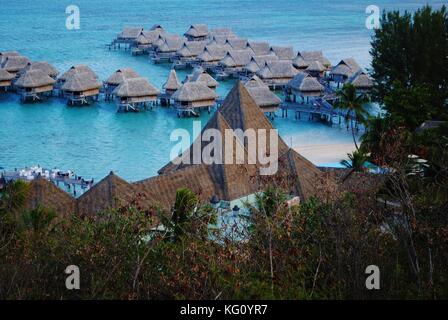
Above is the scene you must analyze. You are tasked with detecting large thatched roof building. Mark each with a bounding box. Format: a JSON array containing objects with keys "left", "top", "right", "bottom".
[
  {"left": 113, "top": 77, "right": 160, "bottom": 112},
  {"left": 244, "top": 75, "right": 282, "bottom": 112},
  {"left": 14, "top": 69, "right": 56, "bottom": 102}
]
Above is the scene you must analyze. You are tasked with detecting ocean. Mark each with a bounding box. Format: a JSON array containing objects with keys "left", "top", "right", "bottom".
[{"left": 0, "top": 0, "right": 444, "bottom": 182}]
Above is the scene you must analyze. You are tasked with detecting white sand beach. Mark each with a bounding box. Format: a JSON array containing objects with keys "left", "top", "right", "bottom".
[{"left": 294, "top": 143, "right": 357, "bottom": 166}]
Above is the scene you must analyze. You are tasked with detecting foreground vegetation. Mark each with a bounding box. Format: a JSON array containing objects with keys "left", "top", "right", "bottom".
[{"left": 0, "top": 5, "right": 447, "bottom": 299}]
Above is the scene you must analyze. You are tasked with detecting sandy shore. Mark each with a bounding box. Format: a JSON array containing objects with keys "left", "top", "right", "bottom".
[{"left": 293, "top": 143, "right": 357, "bottom": 165}]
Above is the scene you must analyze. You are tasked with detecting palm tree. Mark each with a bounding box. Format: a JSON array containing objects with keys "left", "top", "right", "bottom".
[
  {"left": 340, "top": 150, "right": 368, "bottom": 181},
  {"left": 336, "top": 84, "right": 369, "bottom": 150},
  {"left": 0, "top": 180, "right": 30, "bottom": 216},
  {"left": 170, "top": 188, "right": 198, "bottom": 241},
  {"left": 22, "top": 206, "right": 57, "bottom": 233}
]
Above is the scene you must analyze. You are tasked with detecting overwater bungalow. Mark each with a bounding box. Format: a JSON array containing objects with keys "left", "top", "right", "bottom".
[
  {"left": 150, "top": 35, "right": 185, "bottom": 63},
  {"left": 331, "top": 58, "right": 361, "bottom": 85},
  {"left": 214, "top": 49, "right": 254, "bottom": 79},
  {"left": 134, "top": 28, "right": 166, "bottom": 54},
  {"left": 173, "top": 41, "right": 208, "bottom": 69},
  {"left": 247, "top": 41, "right": 271, "bottom": 56},
  {"left": 20, "top": 61, "right": 59, "bottom": 79},
  {"left": 240, "top": 55, "right": 279, "bottom": 78},
  {"left": 285, "top": 73, "right": 324, "bottom": 103},
  {"left": 61, "top": 72, "right": 101, "bottom": 105},
  {"left": 305, "top": 60, "right": 326, "bottom": 78},
  {"left": 184, "top": 24, "right": 209, "bottom": 41},
  {"left": 58, "top": 65, "right": 98, "bottom": 87},
  {"left": 256, "top": 60, "right": 298, "bottom": 89},
  {"left": 244, "top": 75, "right": 282, "bottom": 113},
  {"left": 0, "top": 69, "right": 15, "bottom": 91},
  {"left": 14, "top": 69, "right": 56, "bottom": 102},
  {"left": 115, "top": 27, "right": 144, "bottom": 48},
  {"left": 171, "top": 81, "right": 218, "bottom": 117},
  {"left": 347, "top": 70, "right": 373, "bottom": 93},
  {"left": 186, "top": 68, "right": 219, "bottom": 89},
  {"left": 194, "top": 45, "right": 229, "bottom": 70},
  {"left": 113, "top": 77, "right": 160, "bottom": 112},
  {"left": 104, "top": 68, "right": 140, "bottom": 100},
  {"left": 270, "top": 46, "right": 295, "bottom": 61},
  {"left": 0, "top": 51, "right": 20, "bottom": 64},
  {"left": 293, "top": 51, "right": 332, "bottom": 71},
  {"left": 224, "top": 38, "right": 249, "bottom": 51},
  {"left": 1, "top": 56, "right": 31, "bottom": 76}
]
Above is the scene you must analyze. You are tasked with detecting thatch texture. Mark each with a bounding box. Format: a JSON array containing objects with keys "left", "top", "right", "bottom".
[
  {"left": 19, "top": 62, "right": 59, "bottom": 78},
  {"left": 0, "top": 69, "right": 15, "bottom": 81},
  {"left": 77, "top": 172, "right": 137, "bottom": 216},
  {"left": 287, "top": 73, "right": 324, "bottom": 93},
  {"left": 177, "top": 41, "right": 207, "bottom": 57},
  {"left": 0, "top": 51, "right": 20, "bottom": 64},
  {"left": 157, "top": 35, "right": 185, "bottom": 53},
  {"left": 15, "top": 70, "right": 56, "bottom": 88},
  {"left": 184, "top": 24, "right": 209, "bottom": 38},
  {"left": 244, "top": 75, "right": 282, "bottom": 109},
  {"left": 172, "top": 81, "right": 217, "bottom": 102},
  {"left": 348, "top": 70, "right": 373, "bottom": 90},
  {"left": 257, "top": 61, "right": 298, "bottom": 80},
  {"left": 113, "top": 77, "right": 160, "bottom": 98},
  {"left": 293, "top": 51, "right": 331, "bottom": 69},
  {"left": 1, "top": 56, "right": 30, "bottom": 73},
  {"left": 163, "top": 69, "right": 181, "bottom": 91},
  {"left": 332, "top": 58, "right": 361, "bottom": 78},
  {"left": 270, "top": 46, "right": 294, "bottom": 60},
  {"left": 118, "top": 27, "right": 144, "bottom": 40},
  {"left": 225, "top": 38, "right": 249, "bottom": 50},
  {"left": 188, "top": 69, "right": 219, "bottom": 88},
  {"left": 25, "top": 178, "right": 76, "bottom": 218},
  {"left": 220, "top": 50, "right": 254, "bottom": 68},
  {"left": 106, "top": 68, "right": 140, "bottom": 86},
  {"left": 208, "top": 28, "right": 236, "bottom": 38},
  {"left": 247, "top": 41, "right": 271, "bottom": 56},
  {"left": 244, "top": 55, "right": 279, "bottom": 73},
  {"left": 62, "top": 72, "right": 101, "bottom": 92},
  {"left": 59, "top": 65, "right": 98, "bottom": 82},
  {"left": 197, "top": 45, "right": 229, "bottom": 62}
]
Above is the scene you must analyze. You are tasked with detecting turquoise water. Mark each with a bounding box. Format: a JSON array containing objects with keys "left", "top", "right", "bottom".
[{"left": 0, "top": 0, "right": 443, "bottom": 182}]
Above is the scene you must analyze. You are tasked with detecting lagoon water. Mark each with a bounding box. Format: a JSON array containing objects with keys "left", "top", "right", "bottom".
[{"left": 0, "top": 0, "right": 443, "bottom": 182}]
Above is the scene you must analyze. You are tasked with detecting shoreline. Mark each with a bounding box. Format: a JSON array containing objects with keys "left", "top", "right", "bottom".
[{"left": 293, "top": 143, "right": 356, "bottom": 166}]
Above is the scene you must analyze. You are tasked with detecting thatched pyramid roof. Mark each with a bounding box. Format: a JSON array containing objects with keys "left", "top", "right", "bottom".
[
  {"left": 171, "top": 81, "right": 217, "bottom": 102},
  {"left": 332, "top": 58, "right": 361, "bottom": 77},
  {"left": 184, "top": 24, "right": 209, "bottom": 38},
  {"left": 113, "top": 77, "right": 160, "bottom": 97},
  {"left": 0, "top": 51, "right": 20, "bottom": 63},
  {"left": 106, "top": 68, "right": 140, "bottom": 86},
  {"left": 247, "top": 41, "right": 271, "bottom": 56},
  {"left": 270, "top": 46, "right": 295, "bottom": 60},
  {"left": 62, "top": 72, "right": 101, "bottom": 92},
  {"left": 1, "top": 56, "right": 30, "bottom": 72},
  {"left": 20, "top": 61, "right": 59, "bottom": 78},
  {"left": 188, "top": 69, "right": 219, "bottom": 88},
  {"left": 59, "top": 65, "right": 98, "bottom": 82},
  {"left": 225, "top": 38, "right": 248, "bottom": 50},
  {"left": 348, "top": 70, "right": 373, "bottom": 89},
  {"left": 288, "top": 73, "right": 324, "bottom": 93},
  {"left": 0, "top": 68, "right": 15, "bottom": 81},
  {"left": 25, "top": 178, "right": 76, "bottom": 218},
  {"left": 77, "top": 171, "right": 137, "bottom": 216},
  {"left": 163, "top": 69, "right": 181, "bottom": 91},
  {"left": 15, "top": 70, "right": 56, "bottom": 88},
  {"left": 244, "top": 75, "right": 282, "bottom": 108}
]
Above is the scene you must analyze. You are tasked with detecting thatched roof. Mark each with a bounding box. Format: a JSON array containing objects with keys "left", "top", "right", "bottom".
[
  {"left": 0, "top": 69, "right": 15, "bottom": 81},
  {"left": 113, "top": 77, "right": 159, "bottom": 97},
  {"left": 225, "top": 38, "right": 249, "bottom": 50},
  {"left": 306, "top": 60, "right": 325, "bottom": 73},
  {"left": 171, "top": 81, "right": 217, "bottom": 102},
  {"left": 139, "top": 29, "right": 166, "bottom": 44},
  {"left": 332, "top": 58, "right": 361, "bottom": 77},
  {"left": 158, "top": 35, "right": 185, "bottom": 53},
  {"left": 244, "top": 75, "right": 282, "bottom": 108},
  {"left": 15, "top": 70, "right": 56, "bottom": 88},
  {"left": 347, "top": 70, "right": 373, "bottom": 89},
  {"left": 257, "top": 61, "right": 298, "bottom": 79},
  {"left": 0, "top": 51, "right": 20, "bottom": 64},
  {"left": 288, "top": 73, "right": 324, "bottom": 92},
  {"left": 208, "top": 28, "right": 236, "bottom": 38},
  {"left": 220, "top": 49, "right": 254, "bottom": 68},
  {"left": 25, "top": 178, "right": 76, "bottom": 218},
  {"left": 1, "top": 56, "right": 30, "bottom": 72},
  {"left": 106, "top": 68, "right": 140, "bottom": 86},
  {"left": 77, "top": 172, "right": 137, "bottom": 216},
  {"left": 270, "top": 46, "right": 294, "bottom": 60},
  {"left": 150, "top": 24, "right": 163, "bottom": 31},
  {"left": 163, "top": 69, "right": 181, "bottom": 91},
  {"left": 293, "top": 51, "right": 331, "bottom": 69},
  {"left": 184, "top": 24, "right": 209, "bottom": 38},
  {"left": 59, "top": 65, "right": 98, "bottom": 82},
  {"left": 118, "top": 27, "right": 144, "bottom": 39},
  {"left": 244, "top": 55, "right": 279, "bottom": 73},
  {"left": 247, "top": 41, "right": 271, "bottom": 56},
  {"left": 188, "top": 69, "right": 219, "bottom": 88},
  {"left": 197, "top": 45, "right": 229, "bottom": 62},
  {"left": 177, "top": 41, "right": 207, "bottom": 57},
  {"left": 62, "top": 72, "right": 101, "bottom": 92},
  {"left": 20, "top": 61, "right": 59, "bottom": 78}
]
